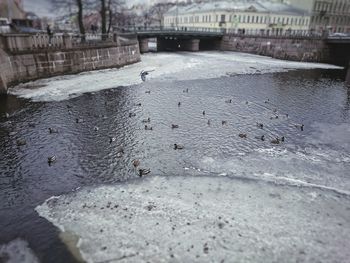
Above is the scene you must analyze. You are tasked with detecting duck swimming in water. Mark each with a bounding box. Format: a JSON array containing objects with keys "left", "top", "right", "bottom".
[
  {"left": 48, "top": 128, "right": 58, "bottom": 134},
  {"left": 132, "top": 159, "right": 140, "bottom": 168},
  {"left": 202, "top": 111, "right": 206, "bottom": 115},
  {"left": 239, "top": 133, "right": 247, "bottom": 138},
  {"left": 16, "top": 139, "right": 26, "bottom": 146},
  {"left": 222, "top": 121, "right": 227, "bottom": 125},
  {"left": 255, "top": 135, "right": 265, "bottom": 141},
  {"left": 138, "top": 168, "right": 151, "bottom": 177},
  {"left": 129, "top": 112, "right": 136, "bottom": 118},
  {"left": 225, "top": 99, "right": 232, "bottom": 103},
  {"left": 145, "top": 90, "right": 151, "bottom": 94},
  {"left": 109, "top": 137, "right": 116, "bottom": 143},
  {"left": 178, "top": 102, "right": 181, "bottom": 107},
  {"left": 145, "top": 125, "right": 153, "bottom": 130},
  {"left": 171, "top": 124, "right": 179, "bottom": 129},
  {"left": 48, "top": 155, "right": 56, "bottom": 165},
  {"left": 270, "top": 138, "right": 280, "bottom": 144},
  {"left": 295, "top": 124, "right": 304, "bottom": 131},
  {"left": 142, "top": 117, "right": 151, "bottom": 123},
  {"left": 256, "top": 123, "right": 264, "bottom": 129},
  {"left": 174, "top": 143, "right": 184, "bottom": 150}
]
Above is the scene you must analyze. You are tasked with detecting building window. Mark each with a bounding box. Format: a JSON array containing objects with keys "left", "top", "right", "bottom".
[
  {"left": 221, "top": 14, "right": 225, "bottom": 22},
  {"left": 216, "top": 15, "right": 218, "bottom": 22},
  {"left": 238, "top": 15, "right": 241, "bottom": 23},
  {"left": 247, "top": 16, "right": 250, "bottom": 23}
]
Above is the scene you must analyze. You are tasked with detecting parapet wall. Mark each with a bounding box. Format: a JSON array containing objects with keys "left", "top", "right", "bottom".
[
  {"left": 0, "top": 37, "right": 140, "bottom": 94},
  {"left": 220, "top": 35, "right": 331, "bottom": 63}
]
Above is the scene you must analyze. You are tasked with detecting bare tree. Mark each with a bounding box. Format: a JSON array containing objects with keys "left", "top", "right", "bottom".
[
  {"left": 76, "top": 0, "right": 85, "bottom": 38},
  {"left": 147, "top": 3, "right": 175, "bottom": 28}
]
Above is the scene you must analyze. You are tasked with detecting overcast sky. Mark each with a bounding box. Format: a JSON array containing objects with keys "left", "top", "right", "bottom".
[{"left": 23, "top": 0, "right": 164, "bottom": 17}]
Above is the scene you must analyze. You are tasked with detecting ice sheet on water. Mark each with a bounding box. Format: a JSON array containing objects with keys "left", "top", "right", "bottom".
[
  {"left": 0, "top": 239, "right": 39, "bottom": 263},
  {"left": 36, "top": 175, "right": 350, "bottom": 263},
  {"left": 10, "top": 51, "right": 342, "bottom": 102}
]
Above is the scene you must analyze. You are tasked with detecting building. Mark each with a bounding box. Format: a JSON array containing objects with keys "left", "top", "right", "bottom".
[
  {"left": 281, "top": 0, "right": 350, "bottom": 33},
  {"left": 164, "top": 0, "right": 311, "bottom": 36},
  {"left": 0, "top": 0, "right": 26, "bottom": 20}
]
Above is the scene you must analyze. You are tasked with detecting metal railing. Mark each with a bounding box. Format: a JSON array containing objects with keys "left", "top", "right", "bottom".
[{"left": 120, "top": 26, "right": 226, "bottom": 34}]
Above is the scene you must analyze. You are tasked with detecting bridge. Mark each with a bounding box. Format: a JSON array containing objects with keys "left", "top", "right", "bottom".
[{"left": 122, "top": 27, "right": 226, "bottom": 52}]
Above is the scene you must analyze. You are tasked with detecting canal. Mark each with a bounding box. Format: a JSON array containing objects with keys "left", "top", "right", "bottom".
[{"left": 0, "top": 52, "right": 350, "bottom": 262}]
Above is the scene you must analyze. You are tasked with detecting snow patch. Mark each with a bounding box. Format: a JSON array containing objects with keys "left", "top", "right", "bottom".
[
  {"left": 10, "top": 52, "right": 342, "bottom": 102},
  {"left": 36, "top": 175, "right": 350, "bottom": 263}
]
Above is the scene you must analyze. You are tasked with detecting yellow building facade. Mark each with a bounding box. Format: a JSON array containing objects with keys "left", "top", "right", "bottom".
[{"left": 164, "top": 1, "right": 311, "bottom": 36}]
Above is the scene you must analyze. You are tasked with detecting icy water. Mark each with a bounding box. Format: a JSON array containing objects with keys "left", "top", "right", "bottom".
[{"left": 0, "top": 52, "right": 350, "bottom": 262}]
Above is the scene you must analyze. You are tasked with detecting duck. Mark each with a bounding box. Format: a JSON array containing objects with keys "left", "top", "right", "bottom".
[
  {"left": 132, "top": 159, "right": 140, "bottom": 168},
  {"left": 142, "top": 117, "right": 151, "bottom": 123},
  {"left": 222, "top": 121, "right": 227, "bottom": 125},
  {"left": 171, "top": 124, "right": 179, "bottom": 129},
  {"left": 174, "top": 143, "right": 184, "bottom": 150},
  {"left": 48, "top": 155, "right": 56, "bottom": 165},
  {"left": 48, "top": 128, "right": 58, "bottom": 134},
  {"left": 145, "top": 125, "right": 153, "bottom": 130},
  {"left": 225, "top": 99, "right": 232, "bottom": 103},
  {"left": 255, "top": 135, "right": 265, "bottom": 141},
  {"left": 245, "top": 101, "right": 249, "bottom": 105},
  {"left": 16, "top": 139, "right": 26, "bottom": 146},
  {"left": 207, "top": 119, "right": 211, "bottom": 125},
  {"left": 178, "top": 102, "right": 181, "bottom": 107},
  {"left": 295, "top": 124, "right": 304, "bottom": 131},
  {"left": 129, "top": 112, "right": 136, "bottom": 118},
  {"left": 145, "top": 90, "right": 151, "bottom": 94},
  {"left": 256, "top": 123, "right": 264, "bottom": 129},
  {"left": 270, "top": 138, "right": 280, "bottom": 144},
  {"left": 138, "top": 168, "right": 151, "bottom": 177},
  {"left": 116, "top": 148, "right": 124, "bottom": 158},
  {"left": 76, "top": 118, "right": 83, "bottom": 123},
  {"left": 135, "top": 103, "right": 142, "bottom": 107},
  {"left": 109, "top": 137, "right": 116, "bottom": 143},
  {"left": 183, "top": 88, "right": 189, "bottom": 93},
  {"left": 239, "top": 133, "right": 247, "bottom": 138},
  {"left": 94, "top": 126, "right": 99, "bottom": 131},
  {"left": 202, "top": 111, "right": 206, "bottom": 115},
  {"left": 281, "top": 136, "right": 285, "bottom": 142}
]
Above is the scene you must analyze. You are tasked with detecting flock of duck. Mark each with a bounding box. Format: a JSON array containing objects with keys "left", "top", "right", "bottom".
[{"left": 6, "top": 83, "right": 305, "bottom": 178}]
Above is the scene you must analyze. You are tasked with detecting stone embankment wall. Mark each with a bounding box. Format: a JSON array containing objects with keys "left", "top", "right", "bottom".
[
  {"left": 0, "top": 36, "right": 140, "bottom": 94},
  {"left": 219, "top": 35, "right": 331, "bottom": 63}
]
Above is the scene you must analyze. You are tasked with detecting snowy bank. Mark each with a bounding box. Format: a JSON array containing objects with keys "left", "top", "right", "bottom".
[{"left": 36, "top": 175, "right": 350, "bottom": 263}]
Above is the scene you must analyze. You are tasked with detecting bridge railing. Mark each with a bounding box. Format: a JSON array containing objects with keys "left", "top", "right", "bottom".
[
  {"left": 0, "top": 32, "right": 138, "bottom": 53},
  {"left": 119, "top": 26, "right": 225, "bottom": 34}
]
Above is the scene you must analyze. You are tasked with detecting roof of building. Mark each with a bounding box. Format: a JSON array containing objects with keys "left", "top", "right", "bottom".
[{"left": 165, "top": 0, "right": 309, "bottom": 16}]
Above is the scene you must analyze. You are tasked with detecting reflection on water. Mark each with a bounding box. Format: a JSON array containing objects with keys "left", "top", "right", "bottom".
[{"left": 0, "top": 68, "right": 349, "bottom": 261}]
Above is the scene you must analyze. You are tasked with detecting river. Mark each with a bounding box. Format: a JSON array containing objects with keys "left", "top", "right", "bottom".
[{"left": 0, "top": 52, "right": 349, "bottom": 262}]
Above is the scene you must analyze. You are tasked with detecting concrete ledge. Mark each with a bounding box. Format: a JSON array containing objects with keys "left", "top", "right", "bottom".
[{"left": 0, "top": 42, "right": 141, "bottom": 94}]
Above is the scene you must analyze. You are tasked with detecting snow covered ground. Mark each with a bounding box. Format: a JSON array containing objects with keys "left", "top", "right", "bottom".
[
  {"left": 10, "top": 51, "right": 342, "bottom": 102},
  {"left": 36, "top": 175, "right": 350, "bottom": 263}
]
